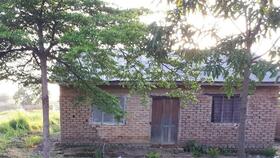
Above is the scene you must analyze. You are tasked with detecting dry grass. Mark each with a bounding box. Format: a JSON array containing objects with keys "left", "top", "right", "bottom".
[{"left": 0, "top": 110, "right": 60, "bottom": 157}]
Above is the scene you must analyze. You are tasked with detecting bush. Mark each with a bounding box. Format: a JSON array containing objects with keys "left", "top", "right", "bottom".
[
  {"left": 50, "top": 113, "right": 60, "bottom": 134},
  {"left": 146, "top": 151, "right": 160, "bottom": 158},
  {"left": 0, "top": 123, "right": 11, "bottom": 133},
  {"left": 183, "top": 140, "right": 206, "bottom": 157},
  {"left": 17, "top": 117, "right": 30, "bottom": 130},
  {"left": 30, "top": 123, "right": 42, "bottom": 132},
  {"left": 25, "top": 135, "right": 42, "bottom": 148},
  {"left": 207, "top": 148, "right": 220, "bottom": 158},
  {"left": 95, "top": 149, "right": 102, "bottom": 158},
  {"left": 260, "top": 148, "right": 277, "bottom": 157},
  {"left": 8, "top": 117, "right": 30, "bottom": 131},
  {"left": 219, "top": 148, "right": 235, "bottom": 156},
  {"left": 183, "top": 140, "right": 197, "bottom": 152},
  {"left": 192, "top": 149, "right": 203, "bottom": 157},
  {"left": 50, "top": 120, "right": 60, "bottom": 134}
]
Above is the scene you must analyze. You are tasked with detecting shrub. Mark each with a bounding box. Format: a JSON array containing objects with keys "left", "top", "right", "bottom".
[
  {"left": 183, "top": 140, "right": 197, "bottom": 152},
  {"left": 25, "top": 135, "right": 42, "bottom": 148},
  {"left": 17, "top": 117, "right": 30, "bottom": 130},
  {"left": 8, "top": 119, "right": 18, "bottom": 130},
  {"left": 207, "top": 148, "right": 220, "bottom": 158},
  {"left": 8, "top": 117, "right": 30, "bottom": 131},
  {"left": 192, "top": 149, "right": 203, "bottom": 158},
  {"left": 30, "top": 123, "right": 42, "bottom": 132},
  {"left": 219, "top": 148, "right": 235, "bottom": 156},
  {"left": 0, "top": 123, "right": 11, "bottom": 133},
  {"left": 50, "top": 120, "right": 60, "bottom": 134},
  {"left": 183, "top": 140, "right": 206, "bottom": 157},
  {"left": 260, "top": 148, "right": 277, "bottom": 157},
  {"left": 146, "top": 151, "right": 160, "bottom": 158},
  {"left": 95, "top": 149, "right": 102, "bottom": 158},
  {"left": 50, "top": 113, "right": 60, "bottom": 134}
]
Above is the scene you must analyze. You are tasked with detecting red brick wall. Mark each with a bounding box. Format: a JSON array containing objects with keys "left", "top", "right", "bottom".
[
  {"left": 60, "top": 86, "right": 151, "bottom": 144},
  {"left": 275, "top": 101, "right": 280, "bottom": 140},
  {"left": 179, "top": 86, "right": 279, "bottom": 149},
  {"left": 60, "top": 85, "right": 278, "bottom": 148}
]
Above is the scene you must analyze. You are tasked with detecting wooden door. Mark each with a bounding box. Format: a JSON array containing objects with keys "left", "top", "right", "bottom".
[{"left": 151, "top": 97, "right": 180, "bottom": 144}]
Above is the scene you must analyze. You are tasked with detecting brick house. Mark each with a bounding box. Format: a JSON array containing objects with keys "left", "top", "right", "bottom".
[
  {"left": 275, "top": 105, "right": 280, "bottom": 140},
  {"left": 60, "top": 81, "right": 279, "bottom": 149}
]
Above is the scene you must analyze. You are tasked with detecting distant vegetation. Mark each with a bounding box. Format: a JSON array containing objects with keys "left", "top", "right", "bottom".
[
  {"left": 0, "top": 94, "right": 18, "bottom": 111},
  {"left": 0, "top": 110, "right": 59, "bottom": 156},
  {"left": 0, "top": 85, "right": 59, "bottom": 112}
]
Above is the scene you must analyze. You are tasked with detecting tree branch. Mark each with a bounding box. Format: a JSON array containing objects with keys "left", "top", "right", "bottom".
[
  {"left": 48, "top": 54, "right": 101, "bottom": 92},
  {"left": 32, "top": 51, "right": 41, "bottom": 67},
  {"left": 246, "top": 1, "right": 267, "bottom": 49},
  {"left": 16, "top": 55, "right": 34, "bottom": 69},
  {"left": 45, "top": 22, "right": 58, "bottom": 54},
  {"left": 36, "top": 0, "right": 47, "bottom": 58},
  {"left": 0, "top": 47, "right": 33, "bottom": 58},
  {"left": 252, "top": 35, "right": 280, "bottom": 61},
  {"left": 45, "top": 0, "right": 63, "bottom": 55}
]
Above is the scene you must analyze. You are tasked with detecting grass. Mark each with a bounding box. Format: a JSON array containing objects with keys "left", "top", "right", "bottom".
[
  {"left": 25, "top": 135, "right": 42, "bottom": 148},
  {"left": 0, "top": 110, "right": 60, "bottom": 155},
  {"left": 146, "top": 151, "right": 160, "bottom": 158}
]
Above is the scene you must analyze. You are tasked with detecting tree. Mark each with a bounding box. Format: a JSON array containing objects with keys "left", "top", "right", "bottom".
[
  {"left": 210, "top": 2, "right": 279, "bottom": 157},
  {"left": 158, "top": 0, "right": 280, "bottom": 157},
  {"left": 0, "top": 1, "right": 150, "bottom": 157}
]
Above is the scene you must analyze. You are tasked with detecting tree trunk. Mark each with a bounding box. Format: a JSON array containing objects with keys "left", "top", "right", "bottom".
[
  {"left": 237, "top": 63, "right": 251, "bottom": 158},
  {"left": 40, "top": 55, "right": 50, "bottom": 158}
]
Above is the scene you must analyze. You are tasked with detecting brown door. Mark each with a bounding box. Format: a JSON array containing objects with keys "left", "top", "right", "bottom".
[{"left": 151, "top": 96, "right": 180, "bottom": 144}]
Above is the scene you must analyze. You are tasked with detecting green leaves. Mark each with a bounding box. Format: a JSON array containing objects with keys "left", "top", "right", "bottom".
[
  {"left": 1, "top": 0, "right": 280, "bottom": 117},
  {"left": 168, "top": 0, "right": 207, "bottom": 15},
  {"left": 224, "top": 76, "right": 242, "bottom": 97},
  {"left": 74, "top": 83, "right": 125, "bottom": 120},
  {"left": 266, "top": 7, "right": 280, "bottom": 29},
  {"left": 212, "top": 0, "right": 246, "bottom": 19},
  {"left": 0, "top": 25, "right": 30, "bottom": 46},
  {"left": 0, "top": 0, "right": 153, "bottom": 117},
  {"left": 251, "top": 60, "right": 278, "bottom": 82}
]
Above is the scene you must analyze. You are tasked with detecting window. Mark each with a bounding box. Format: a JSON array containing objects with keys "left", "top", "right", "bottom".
[
  {"left": 211, "top": 95, "right": 241, "bottom": 123},
  {"left": 92, "top": 96, "right": 126, "bottom": 125}
]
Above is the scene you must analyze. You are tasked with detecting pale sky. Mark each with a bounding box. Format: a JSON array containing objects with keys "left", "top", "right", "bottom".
[
  {"left": 0, "top": 81, "right": 18, "bottom": 96},
  {"left": 0, "top": 0, "right": 279, "bottom": 99},
  {"left": 109, "top": 0, "right": 280, "bottom": 57},
  {"left": 107, "top": 0, "right": 169, "bottom": 10},
  {"left": 0, "top": 81, "right": 59, "bottom": 100}
]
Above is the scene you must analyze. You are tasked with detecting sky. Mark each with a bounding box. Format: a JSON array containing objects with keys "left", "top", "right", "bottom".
[
  {"left": 0, "top": 81, "right": 59, "bottom": 100},
  {"left": 109, "top": 0, "right": 280, "bottom": 58},
  {"left": 0, "top": 0, "right": 279, "bottom": 100},
  {"left": 107, "top": 0, "right": 169, "bottom": 10}
]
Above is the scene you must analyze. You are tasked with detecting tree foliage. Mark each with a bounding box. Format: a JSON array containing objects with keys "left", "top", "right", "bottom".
[
  {"left": 13, "top": 85, "right": 41, "bottom": 106},
  {"left": 153, "top": 0, "right": 280, "bottom": 95},
  {"left": 0, "top": 0, "right": 150, "bottom": 116},
  {"left": 0, "top": 0, "right": 152, "bottom": 157},
  {"left": 157, "top": 0, "right": 280, "bottom": 157}
]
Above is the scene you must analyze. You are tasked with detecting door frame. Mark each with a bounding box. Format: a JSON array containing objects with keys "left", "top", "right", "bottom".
[{"left": 150, "top": 96, "right": 180, "bottom": 145}]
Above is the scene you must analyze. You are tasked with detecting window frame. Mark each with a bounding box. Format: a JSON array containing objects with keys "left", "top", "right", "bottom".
[
  {"left": 210, "top": 94, "right": 241, "bottom": 123},
  {"left": 91, "top": 96, "right": 126, "bottom": 125}
]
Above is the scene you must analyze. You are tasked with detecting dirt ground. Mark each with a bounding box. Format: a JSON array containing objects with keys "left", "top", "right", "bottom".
[
  {"left": 2, "top": 136, "right": 280, "bottom": 158},
  {"left": 49, "top": 139, "right": 280, "bottom": 158}
]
